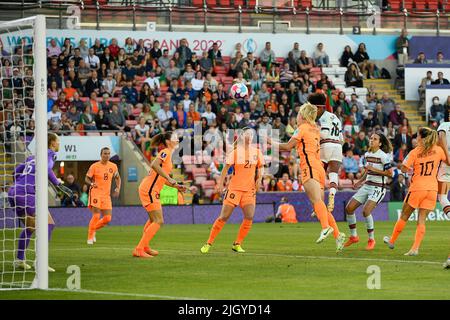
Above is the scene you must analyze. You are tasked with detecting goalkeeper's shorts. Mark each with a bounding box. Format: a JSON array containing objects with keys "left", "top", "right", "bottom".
[
  {"left": 7, "top": 187, "right": 35, "bottom": 217},
  {"left": 88, "top": 192, "right": 112, "bottom": 210}
]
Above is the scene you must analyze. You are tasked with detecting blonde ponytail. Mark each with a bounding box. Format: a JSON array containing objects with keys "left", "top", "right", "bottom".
[{"left": 418, "top": 127, "right": 438, "bottom": 156}]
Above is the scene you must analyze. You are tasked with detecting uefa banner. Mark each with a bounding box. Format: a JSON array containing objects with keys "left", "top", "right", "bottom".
[{"left": 388, "top": 202, "right": 450, "bottom": 222}]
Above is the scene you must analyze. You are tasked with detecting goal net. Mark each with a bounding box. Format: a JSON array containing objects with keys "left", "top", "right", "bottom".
[{"left": 0, "top": 15, "right": 48, "bottom": 290}]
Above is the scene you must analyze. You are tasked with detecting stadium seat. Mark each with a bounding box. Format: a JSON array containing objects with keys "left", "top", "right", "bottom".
[
  {"left": 234, "top": 0, "right": 244, "bottom": 6},
  {"left": 389, "top": 0, "right": 401, "bottom": 10},
  {"left": 300, "top": 0, "right": 312, "bottom": 8},
  {"left": 192, "top": 0, "right": 204, "bottom": 6},
  {"left": 206, "top": 0, "right": 216, "bottom": 7},
  {"left": 86, "top": 132, "right": 101, "bottom": 136},
  {"left": 403, "top": 0, "right": 414, "bottom": 9},
  {"left": 427, "top": 0, "right": 439, "bottom": 10},
  {"left": 415, "top": 0, "right": 427, "bottom": 10}
]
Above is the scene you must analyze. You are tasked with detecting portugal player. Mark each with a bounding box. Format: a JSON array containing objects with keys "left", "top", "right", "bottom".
[
  {"left": 344, "top": 132, "right": 393, "bottom": 250},
  {"left": 85, "top": 147, "right": 121, "bottom": 245},
  {"left": 310, "top": 93, "right": 343, "bottom": 213},
  {"left": 8, "top": 133, "right": 72, "bottom": 271},
  {"left": 133, "top": 132, "right": 185, "bottom": 258},
  {"left": 276, "top": 103, "right": 346, "bottom": 252},
  {"left": 383, "top": 127, "right": 450, "bottom": 256},
  {"left": 200, "top": 127, "right": 264, "bottom": 254}
]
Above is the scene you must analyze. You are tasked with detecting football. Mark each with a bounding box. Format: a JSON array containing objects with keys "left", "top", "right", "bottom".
[{"left": 229, "top": 82, "right": 249, "bottom": 100}]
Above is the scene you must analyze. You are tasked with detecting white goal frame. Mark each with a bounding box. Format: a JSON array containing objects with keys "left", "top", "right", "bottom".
[{"left": 0, "top": 15, "right": 48, "bottom": 290}]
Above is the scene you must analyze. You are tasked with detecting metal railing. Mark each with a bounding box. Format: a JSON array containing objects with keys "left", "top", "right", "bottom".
[{"left": 0, "top": 0, "right": 448, "bottom": 34}]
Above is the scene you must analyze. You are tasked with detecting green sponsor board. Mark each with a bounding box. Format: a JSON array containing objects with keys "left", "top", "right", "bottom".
[
  {"left": 160, "top": 185, "right": 179, "bottom": 205},
  {"left": 388, "top": 202, "right": 450, "bottom": 221}
]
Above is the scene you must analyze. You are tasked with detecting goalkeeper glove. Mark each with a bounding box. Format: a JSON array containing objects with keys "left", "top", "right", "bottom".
[{"left": 57, "top": 184, "right": 74, "bottom": 199}]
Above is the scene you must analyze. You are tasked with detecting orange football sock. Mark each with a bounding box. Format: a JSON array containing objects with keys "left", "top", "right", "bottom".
[
  {"left": 390, "top": 219, "right": 407, "bottom": 244},
  {"left": 143, "top": 219, "right": 151, "bottom": 232},
  {"left": 88, "top": 213, "right": 100, "bottom": 240},
  {"left": 95, "top": 215, "right": 112, "bottom": 230},
  {"left": 137, "top": 222, "right": 161, "bottom": 249},
  {"left": 207, "top": 218, "right": 226, "bottom": 245},
  {"left": 234, "top": 218, "right": 253, "bottom": 245},
  {"left": 327, "top": 212, "right": 340, "bottom": 238},
  {"left": 412, "top": 224, "right": 426, "bottom": 251},
  {"left": 313, "top": 201, "right": 330, "bottom": 229}
]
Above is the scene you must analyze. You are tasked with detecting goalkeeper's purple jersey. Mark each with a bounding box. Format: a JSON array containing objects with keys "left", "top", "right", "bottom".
[{"left": 11, "top": 149, "right": 60, "bottom": 195}]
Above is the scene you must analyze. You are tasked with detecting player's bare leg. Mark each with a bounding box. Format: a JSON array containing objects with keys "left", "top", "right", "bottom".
[
  {"left": 201, "top": 204, "right": 234, "bottom": 253},
  {"left": 233, "top": 204, "right": 255, "bottom": 253},
  {"left": 344, "top": 198, "right": 362, "bottom": 247},
  {"left": 327, "top": 160, "right": 341, "bottom": 213},
  {"left": 133, "top": 209, "right": 164, "bottom": 258},
  {"left": 383, "top": 201, "right": 415, "bottom": 249}
]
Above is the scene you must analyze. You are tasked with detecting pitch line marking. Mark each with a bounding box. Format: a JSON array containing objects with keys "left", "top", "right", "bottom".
[
  {"left": 47, "top": 288, "right": 206, "bottom": 300},
  {"left": 53, "top": 247, "right": 442, "bottom": 265}
]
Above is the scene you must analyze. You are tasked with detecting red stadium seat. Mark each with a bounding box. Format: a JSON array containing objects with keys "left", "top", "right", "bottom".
[
  {"left": 427, "top": 0, "right": 439, "bottom": 10},
  {"left": 192, "top": 0, "right": 204, "bottom": 6},
  {"left": 219, "top": 0, "right": 231, "bottom": 6},
  {"left": 389, "top": 0, "right": 401, "bottom": 10},
  {"left": 206, "top": 0, "right": 216, "bottom": 7},
  {"left": 415, "top": 0, "right": 427, "bottom": 10},
  {"left": 300, "top": 0, "right": 312, "bottom": 8},
  {"left": 403, "top": 0, "right": 414, "bottom": 10},
  {"left": 247, "top": 0, "right": 256, "bottom": 7}
]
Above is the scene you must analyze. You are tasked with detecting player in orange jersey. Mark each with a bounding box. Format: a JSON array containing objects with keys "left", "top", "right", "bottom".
[
  {"left": 133, "top": 132, "right": 185, "bottom": 258},
  {"left": 274, "top": 102, "right": 346, "bottom": 252},
  {"left": 383, "top": 127, "right": 450, "bottom": 256},
  {"left": 200, "top": 127, "right": 264, "bottom": 254},
  {"left": 85, "top": 147, "right": 121, "bottom": 245},
  {"left": 276, "top": 196, "right": 298, "bottom": 223}
]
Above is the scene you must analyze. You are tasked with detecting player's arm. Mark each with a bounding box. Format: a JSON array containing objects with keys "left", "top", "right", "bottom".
[
  {"left": 151, "top": 156, "right": 177, "bottom": 186},
  {"left": 277, "top": 137, "right": 297, "bottom": 151},
  {"left": 112, "top": 171, "right": 121, "bottom": 198},
  {"left": 353, "top": 169, "right": 367, "bottom": 189}
]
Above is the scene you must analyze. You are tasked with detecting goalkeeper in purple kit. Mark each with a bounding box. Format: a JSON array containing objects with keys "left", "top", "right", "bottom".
[{"left": 8, "top": 133, "right": 72, "bottom": 271}]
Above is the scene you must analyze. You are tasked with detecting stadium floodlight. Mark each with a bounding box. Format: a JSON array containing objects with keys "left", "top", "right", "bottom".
[{"left": 0, "top": 15, "right": 48, "bottom": 290}]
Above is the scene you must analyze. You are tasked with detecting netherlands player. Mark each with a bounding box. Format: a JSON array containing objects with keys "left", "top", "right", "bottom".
[
  {"left": 200, "top": 127, "right": 264, "bottom": 254},
  {"left": 133, "top": 132, "right": 185, "bottom": 258},
  {"left": 309, "top": 93, "right": 343, "bottom": 213},
  {"left": 276, "top": 103, "right": 346, "bottom": 252},
  {"left": 8, "top": 133, "right": 72, "bottom": 271},
  {"left": 436, "top": 122, "right": 450, "bottom": 268},
  {"left": 85, "top": 147, "right": 121, "bottom": 245},
  {"left": 344, "top": 132, "right": 393, "bottom": 250},
  {"left": 383, "top": 127, "right": 450, "bottom": 256}
]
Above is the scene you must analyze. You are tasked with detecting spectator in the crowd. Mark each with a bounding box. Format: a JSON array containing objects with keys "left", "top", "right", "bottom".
[
  {"left": 430, "top": 96, "right": 445, "bottom": 123},
  {"left": 109, "top": 104, "right": 130, "bottom": 132},
  {"left": 62, "top": 174, "right": 81, "bottom": 203},
  {"left": 47, "top": 39, "right": 61, "bottom": 57},
  {"left": 432, "top": 71, "right": 450, "bottom": 85},
  {"left": 345, "top": 62, "right": 363, "bottom": 87},
  {"left": 260, "top": 42, "right": 276, "bottom": 68},
  {"left": 158, "top": 49, "right": 170, "bottom": 70},
  {"left": 175, "top": 38, "right": 192, "bottom": 67},
  {"left": 273, "top": 117, "right": 287, "bottom": 141},
  {"left": 78, "top": 39, "right": 89, "bottom": 58},
  {"left": 389, "top": 103, "right": 405, "bottom": 126},
  {"left": 289, "top": 42, "right": 301, "bottom": 61},
  {"left": 276, "top": 173, "right": 293, "bottom": 191},
  {"left": 84, "top": 70, "right": 101, "bottom": 97},
  {"left": 258, "top": 113, "right": 272, "bottom": 137},
  {"left": 418, "top": 70, "right": 433, "bottom": 99},
  {"left": 394, "top": 142, "right": 408, "bottom": 163},
  {"left": 134, "top": 116, "right": 152, "bottom": 153},
  {"left": 353, "top": 43, "right": 375, "bottom": 79},
  {"left": 395, "top": 28, "right": 409, "bottom": 66},
  {"left": 47, "top": 104, "right": 62, "bottom": 130},
  {"left": 312, "top": 42, "right": 330, "bottom": 67},
  {"left": 362, "top": 111, "right": 379, "bottom": 132},
  {"left": 340, "top": 45, "right": 354, "bottom": 68},
  {"left": 208, "top": 42, "right": 223, "bottom": 66},
  {"left": 60, "top": 113, "right": 74, "bottom": 133},
  {"left": 79, "top": 105, "right": 97, "bottom": 130},
  {"left": 201, "top": 103, "right": 216, "bottom": 125},
  {"left": 390, "top": 173, "right": 407, "bottom": 201},
  {"left": 173, "top": 102, "right": 187, "bottom": 128},
  {"left": 380, "top": 92, "right": 396, "bottom": 115},
  {"left": 374, "top": 102, "right": 388, "bottom": 127},
  {"left": 435, "top": 51, "right": 446, "bottom": 64},
  {"left": 121, "top": 80, "right": 138, "bottom": 105},
  {"left": 94, "top": 109, "right": 109, "bottom": 130},
  {"left": 393, "top": 125, "right": 413, "bottom": 153},
  {"left": 354, "top": 130, "right": 369, "bottom": 156},
  {"left": 67, "top": 105, "right": 80, "bottom": 125},
  {"left": 199, "top": 51, "right": 213, "bottom": 75},
  {"left": 297, "top": 50, "right": 313, "bottom": 74},
  {"left": 342, "top": 150, "right": 361, "bottom": 181},
  {"left": 84, "top": 48, "right": 100, "bottom": 71},
  {"left": 413, "top": 52, "right": 428, "bottom": 64},
  {"left": 47, "top": 80, "right": 61, "bottom": 102}
]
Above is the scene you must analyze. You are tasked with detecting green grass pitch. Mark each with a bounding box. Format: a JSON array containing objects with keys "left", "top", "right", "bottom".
[{"left": 1, "top": 221, "right": 449, "bottom": 300}]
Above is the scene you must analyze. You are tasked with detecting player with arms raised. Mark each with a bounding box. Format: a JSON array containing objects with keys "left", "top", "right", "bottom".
[
  {"left": 309, "top": 93, "right": 343, "bottom": 213},
  {"left": 85, "top": 147, "right": 121, "bottom": 245},
  {"left": 274, "top": 103, "right": 346, "bottom": 252},
  {"left": 133, "top": 132, "right": 185, "bottom": 258},
  {"left": 384, "top": 127, "right": 450, "bottom": 256},
  {"left": 200, "top": 127, "right": 264, "bottom": 254},
  {"left": 343, "top": 132, "right": 393, "bottom": 250},
  {"left": 8, "top": 133, "right": 72, "bottom": 271}
]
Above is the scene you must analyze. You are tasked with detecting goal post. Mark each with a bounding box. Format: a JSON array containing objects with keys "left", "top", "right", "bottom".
[{"left": 0, "top": 15, "right": 48, "bottom": 290}]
